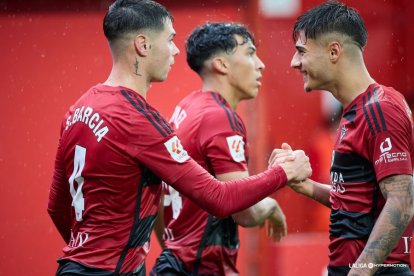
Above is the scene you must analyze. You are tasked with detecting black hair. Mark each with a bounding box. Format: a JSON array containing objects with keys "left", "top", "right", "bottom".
[
  {"left": 103, "top": 0, "right": 173, "bottom": 42},
  {"left": 293, "top": 1, "right": 367, "bottom": 49},
  {"left": 186, "top": 22, "right": 255, "bottom": 74}
]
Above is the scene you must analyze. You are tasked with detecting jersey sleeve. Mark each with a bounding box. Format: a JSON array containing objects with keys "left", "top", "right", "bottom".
[
  {"left": 129, "top": 112, "right": 288, "bottom": 218},
  {"left": 203, "top": 132, "right": 248, "bottom": 175},
  {"left": 200, "top": 109, "right": 249, "bottom": 175},
  {"left": 368, "top": 101, "right": 413, "bottom": 182}
]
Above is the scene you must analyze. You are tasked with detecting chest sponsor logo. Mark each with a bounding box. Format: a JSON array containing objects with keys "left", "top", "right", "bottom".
[
  {"left": 330, "top": 151, "right": 345, "bottom": 193},
  {"left": 226, "top": 135, "right": 245, "bottom": 162},
  {"left": 375, "top": 137, "right": 408, "bottom": 165},
  {"left": 164, "top": 136, "right": 190, "bottom": 163}
]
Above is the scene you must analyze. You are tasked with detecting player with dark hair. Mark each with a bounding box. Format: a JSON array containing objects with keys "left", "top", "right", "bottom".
[
  {"left": 151, "top": 22, "right": 286, "bottom": 275},
  {"left": 271, "top": 1, "right": 414, "bottom": 275},
  {"left": 47, "top": 1, "right": 312, "bottom": 275}
]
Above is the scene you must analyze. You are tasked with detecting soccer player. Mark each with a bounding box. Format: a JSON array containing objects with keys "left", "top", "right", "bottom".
[
  {"left": 47, "top": 1, "right": 312, "bottom": 275},
  {"left": 151, "top": 22, "right": 287, "bottom": 275},
  {"left": 271, "top": 1, "right": 414, "bottom": 275}
]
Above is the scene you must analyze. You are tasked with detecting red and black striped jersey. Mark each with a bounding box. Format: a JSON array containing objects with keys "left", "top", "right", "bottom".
[
  {"left": 48, "top": 85, "right": 289, "bottom": 275},
  {"left": 163, "top": 91, "right": 249, "bottom": 275},
  {"left": 328, "top": 83, "right": 414, "bottom": 270}
]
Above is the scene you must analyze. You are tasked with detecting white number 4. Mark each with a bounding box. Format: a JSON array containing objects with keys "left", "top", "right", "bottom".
[{"left": 69, "top": 145, "right": 86, "bottom": 222}]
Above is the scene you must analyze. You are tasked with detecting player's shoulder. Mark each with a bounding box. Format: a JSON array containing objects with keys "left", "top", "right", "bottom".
[
  {"left": 370, "top": 84, "right": 408, "bottom": 116},
  {"left": 358, "top": 83, "right": 411, "bottom": 134},
  {"left": 119, "top": 88, "right": 174, "bottom": 137}
]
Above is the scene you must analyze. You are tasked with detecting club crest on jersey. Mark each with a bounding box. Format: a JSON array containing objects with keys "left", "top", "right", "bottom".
[
  {"left": 164, "top": 136, "right": 190, "bottom": 163},
  {"left": 339, "top": 125, "right": 347, "bottom": 142},
  {"left": 226, "top": 135, "right": 245, "bottom": 162}
]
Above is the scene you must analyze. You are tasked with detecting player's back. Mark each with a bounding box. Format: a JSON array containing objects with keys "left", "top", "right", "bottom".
[
  {"left": 164, "top": 90, "right": 247, "bottom": 275},
  {"left": 56, "top": 84, "right": 164, "bottom": 274}
]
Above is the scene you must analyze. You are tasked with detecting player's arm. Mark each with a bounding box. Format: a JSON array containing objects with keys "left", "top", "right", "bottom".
[
  {"left": 47, "top": 143, "right": 72, "bottom": 243},
  {"left": 289, "top": 179, "right": 331, "bottom": 208},
  {"left": 164, "top": 151, "right": 311, "bottom": 218},
  {"left": 153, "top": 193, "right": 165, "bottom": 249},
  {"left": 217, "top": 171, "right": 287, "bottom": 241},
  {"left": 349, "top": 174, "right": 414, "bottom": 276}
]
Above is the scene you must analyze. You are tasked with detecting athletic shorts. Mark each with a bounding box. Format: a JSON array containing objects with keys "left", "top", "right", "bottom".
[{"left": 56, "top": 260, "right": 145, "bottom": 276}]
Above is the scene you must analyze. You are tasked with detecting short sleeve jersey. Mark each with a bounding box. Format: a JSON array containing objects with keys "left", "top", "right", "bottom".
[
  {"left": 49, "top": 84, "right": 195, "bottom": 274},
  {"left": 328, "top": 83, "right": 414, "bottom": 270},
  {"left": 163, "top": 91, "right": 249, "bottom": 275}
]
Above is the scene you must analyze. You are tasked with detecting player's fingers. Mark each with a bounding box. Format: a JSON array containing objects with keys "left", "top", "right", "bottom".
[{"left": 281, "top": 143, "right": 293, "bottom": 151}]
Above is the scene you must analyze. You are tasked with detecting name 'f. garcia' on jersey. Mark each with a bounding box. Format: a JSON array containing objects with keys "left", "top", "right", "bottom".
[{"left": 65, "top": 105, "right": 109, "bottom": 142}]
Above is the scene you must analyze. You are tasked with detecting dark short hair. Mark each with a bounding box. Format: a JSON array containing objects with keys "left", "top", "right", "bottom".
[
  {"left": 293, "top": 1, "right": 367, "bottom": 49},
  {"left": 103, "top": 0, "right": 173, "bottom": 42},
  {"left": 186, "top": 22, "right": 255, "bottom": 74}
]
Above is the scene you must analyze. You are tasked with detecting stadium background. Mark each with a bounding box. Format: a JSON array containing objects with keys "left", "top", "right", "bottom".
[{"left": 0, "top": 0, "right": 413, "bottom": 275}]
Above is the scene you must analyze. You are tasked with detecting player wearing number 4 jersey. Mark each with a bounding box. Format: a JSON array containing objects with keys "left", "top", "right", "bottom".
[
  {"left": 47, "top": 1, "right": 312, "bottom": 276},
  {"left": 151, "top": 23, "right": 287, "bottom": 276},
  {"left": 270, "top": 2, "right": 414, "bottom": 276}
]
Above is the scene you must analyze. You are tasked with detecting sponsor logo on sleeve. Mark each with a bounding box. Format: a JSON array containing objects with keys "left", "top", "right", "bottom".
[
  {"left": 226, "top": 135, "right": 245, "bottom": 162},
  {"left": 164, "top": 136, "right": 190, "bottom": 163},
  {"left": 375, "top": 137, "right": 408, "bottom": 165}
]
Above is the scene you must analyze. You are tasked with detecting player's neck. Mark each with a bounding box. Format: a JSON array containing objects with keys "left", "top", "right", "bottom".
[
  {"left": 330, "top": 64, "right": 375, "bottom": 108},
  {"left": 104, "top": 63, "right": 150, "bottom": 99},
  {"left": 202, "top": 79, "right": 240, "bottom": 110}
]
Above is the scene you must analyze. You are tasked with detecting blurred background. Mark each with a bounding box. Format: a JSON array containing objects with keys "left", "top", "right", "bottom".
[{"left": 0, "top": 0, "right": 413, "bottom": 275}]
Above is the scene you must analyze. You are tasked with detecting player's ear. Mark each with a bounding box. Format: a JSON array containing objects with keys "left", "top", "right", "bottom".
[
  {"left": 211, "top": 56, "right": 229, "bottom": 75},
  {"left": 134, "top": 34, "right": 150, "bottom": 57},
  {"left": 328, "top": 41, "right": 341, "bottom": 63}
]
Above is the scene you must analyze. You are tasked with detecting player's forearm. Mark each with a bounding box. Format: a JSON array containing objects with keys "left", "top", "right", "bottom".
[
  {"left": 232, "top": 197, "right": 276, "bottom": 227},
  {"left": 290, "top": 179, "right": 331, "bottom": 207},
  {"left": 351, "top": 178, "right": 414, "bottom": 275},
  {"left": 171, "top": 164, "right": 287, "bottom": 218}
]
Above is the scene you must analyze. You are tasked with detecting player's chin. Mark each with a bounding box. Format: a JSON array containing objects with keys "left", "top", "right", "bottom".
[
  {"left": 152, "top": 72, "right": 169, "bottom": 82},
  {"left": 304, "top": 82, "right": 314, "bottom": 92}
]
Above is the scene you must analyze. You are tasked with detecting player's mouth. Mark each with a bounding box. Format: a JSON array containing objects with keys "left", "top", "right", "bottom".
[{"left": 256, "top": 76, "right": 262, "bottom": 87}]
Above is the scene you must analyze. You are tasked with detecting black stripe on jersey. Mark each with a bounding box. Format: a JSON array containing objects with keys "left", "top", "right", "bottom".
[
  {"left": 373, "top": 87, "right": 387, "bottom": 131},
  {"left": 192, "top": 215, "right": 239, "bottom": 275},
  {"left": 331, "top": 151, "right": 376, "bottom": 183},
  {"left": 330, "top": 209, "right": 374, "bottom": 239},
  {"left": 211, "top": 92, "right": 244, "bottom": 133},
  {"left": 362, "top": 95, "right": 376, "bottom": 136},
  {"left": 192, "top": 215, "right": 214, "bottom": 275},
  {"left": 211, "top": 93, "right": 236, "bottom": 131},
  {"left": 344, "top": 103, "right": 357, "bottom": 123},
  {"left": 115, "top": 168, "right": 159, "bottom": 275},
  {"left": 133, "top": 93, "right": 174, "bottom": 135},
  {"left": 121, "top": 90, "right": 171, "bottom": 137},
  {"left": 232, "top": 112, "right": 245, "bottom": 134},
  {"left": 367, "top": 91, "right": 381, "bottom": 133}
]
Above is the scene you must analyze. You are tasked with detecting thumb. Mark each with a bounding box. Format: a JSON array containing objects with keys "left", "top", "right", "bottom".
[{"left": 281, "top": 142, "right": 292, "bottom": 151}]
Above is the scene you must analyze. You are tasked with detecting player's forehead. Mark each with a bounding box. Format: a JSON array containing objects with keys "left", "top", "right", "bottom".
[
  {"left": 165, "top": 17, "right": 175, "bottom": 34},
  {"left": 235, "top": 34, "right": 255, "bottom": 51},
  {"left": 294, "top": 29, "right": 322, "bottom": 51}
]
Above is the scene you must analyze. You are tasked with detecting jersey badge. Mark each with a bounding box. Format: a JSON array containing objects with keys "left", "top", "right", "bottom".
[
  {"left": 164, "top": 136, "right": 190, "bottom": 163},
  {"left": 226, "top": 135, "right": 245, "bottom": 162}
]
